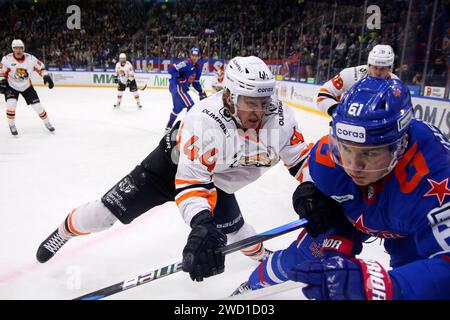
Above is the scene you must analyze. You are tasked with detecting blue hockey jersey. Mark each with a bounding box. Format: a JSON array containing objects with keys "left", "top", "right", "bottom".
[
  {"left": 168, "top": 59, "right": 203, "bottom": 93},
  {"left": 249, "top": 119, "right": 450, "bottom": 299}
]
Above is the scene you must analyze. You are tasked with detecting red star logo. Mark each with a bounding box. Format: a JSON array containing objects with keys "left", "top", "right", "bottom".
[
  {"left": 350, "top": 214, "right": 404, "bottom": 239},
  {"left": 424, "top": 178, "right": 450, "bottom": 207},
  {"left": 351, "top": 214, "right": 378, "bottom": 235}
]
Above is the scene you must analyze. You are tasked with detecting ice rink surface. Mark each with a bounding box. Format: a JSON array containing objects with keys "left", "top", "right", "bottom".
[{"left": 0, "top": 86, "right": 388, "bottom": 300}]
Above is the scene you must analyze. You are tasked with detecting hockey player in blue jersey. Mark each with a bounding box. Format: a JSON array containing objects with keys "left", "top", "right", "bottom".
[
  {"left": 165, "top": 47, "right": 207, "bottom": 132},
  {"left": 234, "top": 77, "right": 450, "bottom": 300}
]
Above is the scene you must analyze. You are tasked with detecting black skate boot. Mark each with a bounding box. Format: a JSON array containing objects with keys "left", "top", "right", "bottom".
[
  {"left": 9, "top": 125, "right": 18, "bottom": 136},
  {"left": 45, "top": 122, "right": 55, "bottom": 132},
  {"left": 231, "top": 281, "right": 252, "bottom": 296},
  {"left": 36, "top": 229, "right": 69, "bottom": 263}
]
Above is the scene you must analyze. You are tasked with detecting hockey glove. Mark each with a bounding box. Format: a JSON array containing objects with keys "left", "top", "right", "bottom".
[
  {"left": 113, "top": 76, "right": 119, "bottom": 84},
  {"left": 287, "top": 256, "right": 398, "bottom": 300},
  {"left": 182, "top": 210, "right": 227, "bottom": 282},
  {"left": 292, "top": 182, "right": 347, "bottom": 237},
  {"left": 43, "top": 74, "right": 54, "bottom": 89},
  {"left": 0, "top": 79, "right": 7, "bottom": 94},
  {"left": 199, "top": 91, "right": 207, "bottom": 100},
  {"left": 327, "top": 103, "right": 338, "bottom": 116}
]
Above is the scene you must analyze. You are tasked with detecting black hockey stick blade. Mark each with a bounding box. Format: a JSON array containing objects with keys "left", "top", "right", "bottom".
[
  {"left": 139, "top": 84, "right": 147, "bottom": 91},
  {"left": 73, "top": 218, "right": 308, "bottom": 300}
]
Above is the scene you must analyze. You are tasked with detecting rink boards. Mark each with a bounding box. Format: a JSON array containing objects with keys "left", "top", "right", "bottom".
[{"left": 30, "top": 71, "right": 450, "bottom": 138}]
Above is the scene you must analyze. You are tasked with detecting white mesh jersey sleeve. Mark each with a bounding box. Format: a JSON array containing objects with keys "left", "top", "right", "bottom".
[{"left": 175, "top": 113, "right": 220, "bottom": 226}]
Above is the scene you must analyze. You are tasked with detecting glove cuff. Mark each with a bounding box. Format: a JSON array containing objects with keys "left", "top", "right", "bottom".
[
  {"left": 190, "top": 210, "right": 214, "bottom": 227},
  {"left": 353, "top": 258, "right": 393, "bottom": 300},
  {"left": 321, "top": 235, "right": 354, "bottom": 257}
]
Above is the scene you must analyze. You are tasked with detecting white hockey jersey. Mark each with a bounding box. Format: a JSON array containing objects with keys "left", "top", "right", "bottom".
[
  {"left": 0, "top": 53, "right": 47, "bottom": 92},
  {"left": 175, "top": 91, "right": 312, "bottom": 225},
  {"left": 115, "top": 61, "right": 135, "bottom": 84},
  {"left": 211, "top": 74, "right": 224, "bottom": 92},
  {"left": 316, "top": 65, "right": 398, "bottom": 114}
]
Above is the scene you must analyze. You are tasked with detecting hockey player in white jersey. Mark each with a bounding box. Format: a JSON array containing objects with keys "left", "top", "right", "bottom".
[
  {"left": 211, "top": 67, "right": 224, "bottom": 92},
  {"left": 317, "top": 44, "right": 398, "bottom": 115},
  {"left": 36, "top": 56, "right": 311, "bottom": 282},
  {"left": 0, "top": 39, "right": 55, "bottom": 135},
  {"left": 113, "top": 53, "right": 142, "bottom": 109}
]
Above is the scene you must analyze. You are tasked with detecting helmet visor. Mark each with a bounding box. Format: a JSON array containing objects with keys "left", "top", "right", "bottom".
[{"left": 329, "top": 128, "right": 404, "bottom": 174}]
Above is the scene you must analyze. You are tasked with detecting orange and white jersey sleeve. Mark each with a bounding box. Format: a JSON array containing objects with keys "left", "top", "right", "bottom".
[
  {"left": 316, "top": 65, "right": 369, "bottom": 114},
  {"left": 175, "top": 115, "right": 220, "bottom": 226},
  {"left": 31, "top": 55, "right": 47, "bottom": 77},
  {"left": 278, "top": 105, "right": 313, "bottom": 182},
  {"left": 115, "top": 61, "right": 135, "bottom": 84}
]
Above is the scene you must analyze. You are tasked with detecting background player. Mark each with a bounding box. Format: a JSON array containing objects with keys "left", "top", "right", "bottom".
[
  {"left": 113, "top": 53, "right": 142, "bottom": 109},
  {"left": 36, "top": 56, "right": 311, "bottom": 284},
  {"left": 234, "top": 77, "right": 450, "bottom": 299},
  {"left": 211, "top": 67, "right": 225, "bottom": 92},
  {"left": 165, "top": 47, "right": 207, "bottom": 132},
  {"left": 317, "top": 44, "right": 398, "bottom": 115},
  {"left": 0, "top": 39, "right": 55, "bottom": 135}
]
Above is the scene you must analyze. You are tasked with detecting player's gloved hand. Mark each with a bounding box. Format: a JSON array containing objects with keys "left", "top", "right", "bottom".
[
  {"left": 182, "top": 210, "right": 227, "bottom": 282},
  {"left": 113, "top": 76, "right": 119, "bottom": 84},
  {"left": 327, "top": 103, "right": 338, "bottom": 116},
  {"left": 199, "top": 91, "right": 207, "bottom": 100},
  {"left": 287, "top": 256, "right": 398, "bottom": 300},
  {"left": 126, "top": 79, "right": 131, "bottom": 86},
  {"left": 177, "top": 78, "right": 187, "bottom": 84},
  {"left": 0, "top": 78, "right": 7, "bottom": 94},
  {"left": 43, "top": 74, "right": 54, "bottom": 89},
  {"left": 292, "top": 182, "right": 347, "bottom": 237}
]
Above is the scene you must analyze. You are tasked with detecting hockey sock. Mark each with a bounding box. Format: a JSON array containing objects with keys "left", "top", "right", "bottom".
[
  {"left": 6, "top": 99, "right": 17, "bottom": 126},
  {"left": 58, "top": 200, "right": 118, "bottom": 240},
  {"left": 167, "top": 111, "right": 178, "bottom": 127},
  {"left": 134, "top": 93, "right": 140, "bottom": 105},
  {"left": 30, "top": 103, "right": 50, "bottom": 124},
  {"left": 228, "top": 222, "right": 268, "bottom": 261},
  {"left": 117, "top": 92, "right": 123, "bottom": 105}
]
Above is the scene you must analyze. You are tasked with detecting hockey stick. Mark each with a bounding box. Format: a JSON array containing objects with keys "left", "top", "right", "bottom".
[
  {"left": 73, "top": 218, "right": 308, "bottom": 300},
  {"left": 139, "top": 84, "right": 147, "bottom": 91},
  {"left": 225, "top": 281, "right": 305, "bottom": 300}
]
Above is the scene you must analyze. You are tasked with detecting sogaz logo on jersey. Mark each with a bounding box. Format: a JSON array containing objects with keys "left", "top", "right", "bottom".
[{"left": 336, "top": 123, "right": 366, "bottom": 143}]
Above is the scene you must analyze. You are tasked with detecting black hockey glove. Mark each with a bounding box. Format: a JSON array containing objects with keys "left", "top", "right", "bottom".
[
  {"left": 199, "top": 91, "right": 207, "bottom": 100},
  {"left": 113, "top": 76, "right": 119, "bottom": 84},
  {"left": 292, "top": 181, "right": 348, "bottom": 237},
  {"left": 0, "top": 79, "right": 7, "bottom": 94},
  {"left": 43, "top": 74, "right": 54, "bottom": 89},
  {"left": 327, "top": 103, "right": 338, "bottom": 116},
  {"left": 182, "top": 210, "right": 227, "bottom": 282}
]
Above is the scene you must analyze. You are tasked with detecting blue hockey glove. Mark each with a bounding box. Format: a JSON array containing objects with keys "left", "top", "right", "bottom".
[{"left": 287, "top": 256, "right": 397, "bottom": 300}]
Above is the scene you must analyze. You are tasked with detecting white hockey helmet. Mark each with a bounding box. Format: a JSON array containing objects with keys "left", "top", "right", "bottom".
[
  {"left": 11, "top": 39, "right": 25, "bottom": 50},
  {"left": 119, "top": 53, "right": 126, "bottom": 60},
  {"left": 224, "top": 56, "right": 276, "bottom": 107},
  {"left": 368, "top": 44, "right": 395, "bottom": 68}
]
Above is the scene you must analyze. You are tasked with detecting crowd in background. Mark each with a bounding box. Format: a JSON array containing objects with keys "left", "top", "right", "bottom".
[{"left": 0, "top": 0, "right": 448, "bottom": 87}]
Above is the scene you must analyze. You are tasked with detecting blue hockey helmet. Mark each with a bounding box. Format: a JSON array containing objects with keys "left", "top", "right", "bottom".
[
  {"left": 189, "top": 47, "right": 201, "bottom": 56},
  {"left": 331, "top": 77, "right": 413, "bottom": 145},
  {"left": 329, "top": 77, "right": 413, "bottom": 178}
]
